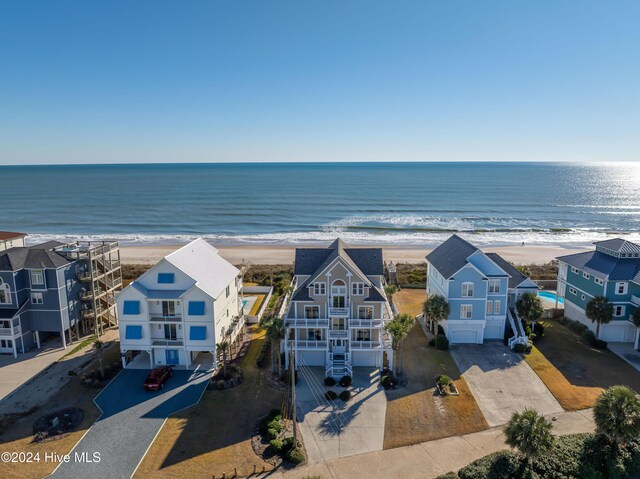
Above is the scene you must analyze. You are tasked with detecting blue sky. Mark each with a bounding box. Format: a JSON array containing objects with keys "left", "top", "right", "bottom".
[{"left": 1, "top": 1, "right": 638, "bottom": 165}]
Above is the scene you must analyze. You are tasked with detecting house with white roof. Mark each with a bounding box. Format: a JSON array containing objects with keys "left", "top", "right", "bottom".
[
  {"left": 426, "top": 235, "right": 539, "bottom": 344},
  {"left": 117, "top": 239, "right": 244, "bottom": 369}
]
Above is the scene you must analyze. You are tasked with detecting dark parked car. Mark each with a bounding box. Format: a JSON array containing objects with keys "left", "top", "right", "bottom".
[{"left": 143, "top": 366, "right": 173, "bottom": 391}]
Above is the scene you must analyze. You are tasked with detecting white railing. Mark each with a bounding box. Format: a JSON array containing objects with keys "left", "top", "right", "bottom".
[
  {"left": 349, "top": 318, "right": 383, "bottom": 328},
  {"left": 329, "top": 329, "right": 348, "bottom": 338},
  {"left": 149, "top": 315, "right": 183, "bottom": 322},
  {"left": 350, "top": 340, "right": 382, "bottom": 349},
  {"left": 286, "top": 318, "right": 329, "bottom": 328},
  {"left": 0, "top": 325, "right": 19, "bottom": 336},
  {"left": 151, "top": 339, "right": 184, "bottom": 346},
  {"left": 329, "top": 306, "right": 349, "bottom": 316},
  {"left": 293, "top": 340, "right": 327, "bottom": 348}
]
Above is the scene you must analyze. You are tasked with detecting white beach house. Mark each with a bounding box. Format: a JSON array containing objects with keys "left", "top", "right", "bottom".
[{"left": 117, "top": 239, "right": 244, "bottom": 369}]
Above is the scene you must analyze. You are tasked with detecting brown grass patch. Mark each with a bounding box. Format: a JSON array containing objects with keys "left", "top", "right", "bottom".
[
  {"left": 134, "top": 327, "right": 284, "bottom": 479},
  {"left": 393, "top": 289, "right": 426, "bottom": 317},
  {"left": 383, "top": 325, "right": 487, "bottom": 449},
  {"left": 525, "top": 320, "right": 640, "bottom": 410}
]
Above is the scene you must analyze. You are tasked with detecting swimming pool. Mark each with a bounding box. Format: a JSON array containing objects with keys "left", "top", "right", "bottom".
[
  {"left": 538, "top": 291, "right": 564, "bottom": 305},
  {"left": 242, "top": 299, "right": 248, "bottom": 308}
]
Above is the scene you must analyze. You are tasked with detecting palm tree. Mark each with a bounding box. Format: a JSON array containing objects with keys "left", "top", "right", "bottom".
[
  {"left": 593, "top": 385, "right": 640, "bottom": 447},
  {"left": 384, "top": 313, "right": 414, "bottom": 375},
  {"left": 259, "top": 315, "right": 286, "bottom": 377},
  {"left": 423, "top": 295, "right": 450, "bottom": 334},
  {"left": 516, "top": 292, "right": 544, "bottom": 324},
  {"left": 585, "top": 296, "right": 614, "bottom": 338},
  {"left": 384, "top": 285, "right": 398, "bottom": 307},
  {"left": 217, "top": 340, "right": 229, "bottom": 378},
  {"left": 504, "top": 408, "right": 554, "bottom": 464},
  {"left": 94, "top": 340, "right": 105, "bottom": 379}
]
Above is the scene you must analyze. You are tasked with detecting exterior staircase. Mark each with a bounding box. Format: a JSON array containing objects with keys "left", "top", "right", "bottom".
[
  {"left": 326, "top": 352, "right": 352, "bottom": 378},
  {"left": 507, "top": 307, "right": 529, "bottom": 349}
]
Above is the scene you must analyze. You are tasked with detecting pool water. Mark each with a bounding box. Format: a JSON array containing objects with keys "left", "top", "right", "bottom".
[
  {"left": 538, "top": 291, "right": 564, "bottom": 305},
  {"left": 242, "top": 299, "right": 248, "bottom": 308}
]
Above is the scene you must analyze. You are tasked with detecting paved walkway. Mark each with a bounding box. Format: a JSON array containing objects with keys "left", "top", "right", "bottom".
[
  {"left": 274, "top": 408, "right": 594, "bottom": 479},
  {"left": 608, "top": 343, "right": 640, "bottom": 373},
  {"left": 297, "top": 367, "right": 386, "bottom": 463},
  {"left": 50, "top": 366, "right": 212, "bottom": 479},
  {"left": 450, "top": 343, "right": 563, "bottom": 426},
  {"left": 0, "top": 329, "right": 119, "bottom": 415}
]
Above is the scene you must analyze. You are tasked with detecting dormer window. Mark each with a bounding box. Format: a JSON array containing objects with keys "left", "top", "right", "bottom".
[
  {"left": 30, "top": 270, "right": 45, "bottom": 288},
  {"left": 352, "top": 283, "right": 364, "bottom": 295},
  {"left": 312, "top": 283, "right": 326, "bottom": 295},
  {"left": 157, "top": 273, "right": 175, "bottom": 284}
]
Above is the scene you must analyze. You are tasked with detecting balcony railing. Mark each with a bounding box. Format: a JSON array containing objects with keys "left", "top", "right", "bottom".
[
  {"left": 0, "top": 325, "right": 20, "bottom": 337},
  {"left": 328, "top": 329, "right": 348, "bottom": 339},
  {"left": 290, "top": 340, "right": 327, "bottom": 348},
  {"left": 632, "top": 295, "right": 640, "bottom": 307},
  {"left": 329, "top": 306, "right": 349, "bottom": 316},
  {"left": 351, "top": 340, "right": 383, "bottom": 349},
  {"left": 149, "top": 315, "right": 183, "bottom": 322},
  {"left": 349, "top": 318, "right": 383, "bottom": 328},
  {"left": 286, "top": 318, "right": 329, "bottom": 328},
  {"left": 151, "top": 339, "right": 184, "bottom": 347}
]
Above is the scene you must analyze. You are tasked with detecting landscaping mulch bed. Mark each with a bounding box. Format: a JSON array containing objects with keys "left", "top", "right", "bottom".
[
  {"left": 32, "top": 408, "right": 84, "bottom": 443},
  {"left": 208, "top": 363, "right": 244, "bottom": 390},
  {"left": 435, "top": 379, "right": 460, "bottom": 396}
]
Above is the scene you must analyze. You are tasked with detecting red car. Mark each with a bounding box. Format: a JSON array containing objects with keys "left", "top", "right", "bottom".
[{"left": 143, "top": 366, "right": 173, "bottom": 391}]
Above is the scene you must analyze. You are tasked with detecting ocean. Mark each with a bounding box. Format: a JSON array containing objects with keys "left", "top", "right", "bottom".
[{"left": 1, "top": 162, "right": 639, "bottom": 247}]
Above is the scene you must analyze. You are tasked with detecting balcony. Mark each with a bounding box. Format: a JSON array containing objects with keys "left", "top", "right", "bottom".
[
  {"left": 290, "top": 340, "right": 328, "bottom": 349},
  {"left": 152, "top": 339, "right": 184, "bottom": 347},
  {"left": 351, "top": 340, "right": 384, "bottom": 349},
  {"left": 329, "top": 307, "right": 349, "bottom": 317},
  {"left": 350, "top": 318, "right": 383, "bottom": 328},
  {"left": 328, "top": 329, "right": 348, "bottom": 339},
  {"left": 632, "top": 295, "right": 640, "bottom": 307},
  {"left": 149, "top": 315, "right": 183, "bottom": 322},
  {"left": 285, "top": 318, "right": 329, "bottom": 328},
  {"left": 0, "top": 325, "right": 20, "bottom": 337}
]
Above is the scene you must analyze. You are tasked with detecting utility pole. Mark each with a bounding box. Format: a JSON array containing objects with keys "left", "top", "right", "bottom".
[{"left": 290, "top": 340, "right": 297, "bottom": 443}]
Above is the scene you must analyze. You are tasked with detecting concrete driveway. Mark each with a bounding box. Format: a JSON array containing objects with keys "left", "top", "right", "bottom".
[
  {"left": 296, "top": 367, "right": 386, "bottom": 463},
  {"left": 50, "top": 366, "right": 211, "bottom": 479},
  {"left": 450, "top": 343, "right": 563, "bottom": 427}
]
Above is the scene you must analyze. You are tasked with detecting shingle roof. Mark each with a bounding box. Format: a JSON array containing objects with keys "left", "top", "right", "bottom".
[
  {"left": 0, "top": 242, "right": 70, "bottom": 271},
  {"left": 557, "top": 250, "right": 640, "bottom": 284},
  {"left": 594, "top": 238, "right": 640, "bottom": 254},
  {"left": 426, "top": 234, "right": 479, "bottom": 279},
  {"left": 0, "top": 231, "right": 26, "bottom": 241},
  {"left": 364, "top": 288, "right": 386, "bottom": 302},
  {"left": 486, "top": 253, "right": 536, "bottom": 289}
]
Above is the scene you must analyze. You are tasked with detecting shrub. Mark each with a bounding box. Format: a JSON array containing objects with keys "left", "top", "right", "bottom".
[
  {"left": 267, "top": 428, "right": 279, "bottom": 439},
  {"left": 325, "top": 390, "right": 338, "bottom": 401},
  {"left": 381, "top": 375, "right": 394, "bottom": 389},
  {"left": 216, "top": 379, "right": 227, "bottom": 390},
  {"left": 593, "top": 339, "right": 608, "bottom": 349},
  {"left": 568, "top": 319, "right": 588, "bottom": 334},
  {"left": 558, "top": 316, "right": 569, "bottom": 325},
  {"left": 513, "top": 343, "right": 527, "bottom": 353},
  {"left": 268, "top": 409, "right": 282, "bottom": 421},
  {"left": 267, "top": 418, "right": 283, "bottom": 434},
  {"left": 428, "top": 338, "right": 436, "bottom": 347},
  {"left": 339, "top": 390, "right": 351, "bottom": 401},
  {"left": 437, "top": 374, "right": 452, "bottom": 387},
  {"left": 437, "top": 324, "right": 445, "bottom": 335},
  {"left": 436, "top": 473, "right": 459, "bottom": 479},
  {"left": 528, "top": 332, "right": 537, "bottom": 343},
  {"left": 287, "top": 446, "right": 305, "bottom": 464},
  {"left": 458, "top": 450, "right": 524, "bottom": 479},
  {"left": 282, "top": 436, "right": 295, "bottom": 452},
  {"left": 324, "top": 376, "right": 336, "bottom": 386},
  {"left": 435, "top": 334, "right": 449, "bottom": 350},
  {"left": 269, "top": 438, "right": 283, "bottom": 453},
  {"left": 533, "top": 322, "right": 545, "bottom": 338},
  {"left": 339, "top": 375, "right": 352, "bottom": 387},
  {"left": 581, "top": 329, "right": 596, "bottom": 344}
]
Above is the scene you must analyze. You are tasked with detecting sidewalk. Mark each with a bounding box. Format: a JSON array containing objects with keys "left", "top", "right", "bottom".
[
  {"left": 272, "top": 408, "right": 594, "bottom": 479},
  {"left": 0, "top": 329, "right": 119, "bottom": 416}
]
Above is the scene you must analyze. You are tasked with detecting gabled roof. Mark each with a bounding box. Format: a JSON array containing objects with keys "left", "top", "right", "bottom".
[
  {"left": 426, "top": 234, "right": 479, "bottom": 279},
  {"left": 558, "top": 250, "right": 640, "bottom": 284},
  {"left": 0, "top": 241, "right": 69, "bottom": 271},
  {"left": 0, "top": 231, "right": 26, "bottom": 241},
  {"left": 594, "top": 238, "right": 640, "bottom": 254},
  {"left": 163, "top": 238, "right": 239, "bottom": 299},
  {"left": 485, "top": 253, "right": 539, "bottom": 289},
  {"left": 291, "top": 238, "right": 385, "bottom": 302}
]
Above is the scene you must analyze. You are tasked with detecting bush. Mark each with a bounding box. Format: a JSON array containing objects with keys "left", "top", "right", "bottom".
[
  {"left": 437, "top": 374, "right": 452, "bottom": 387},
  {"left": 339, "top": 390, "right": 351, "bottom": 401},
  {"left": 267, "top": 428, "right": 279, "bottom": 439},
  {"left": 269, "top": 438, "right": 283, "bottom": 453},
  {"left": 267, "top": 418, "right": 283, "bottom": 434},
  {"left": 435, "top": 334, "right": 449, "bottom": 350},
  {"left": 259, "top": 410, "right": 282, "bottom": 435},
  {"left": 437, "top": 324, "right": 445, "bottom": 335},
  {"left": 324, "top": 376, "right": 336, "bottom": 386},
  {"left": 533, "top": 322, "right": 545, "bottom": 338},
  {"left": 567, "top": 318, "right": 588, "bottom": 334},
  {"left": 325, "top": 390, "right": 338, "bottom": 401},
  {"left": 528, "top": 332, "right": 537, "bottom": 343},
  {"left": 282, "top": 436, "right": 295, "bottom": 452},
  {"left": 593, "top": 339, "right": 608, "bottom": 349},
  {"left": 581, "top": 329, "right": 608, "bottom": 349},
  {"left": 428, "top": 338, "right": 436, "bottom": 347},
  {"left": 339, "top": 375, "right": 352, "bottom": 387},
  {"left": 436, "top": 473, "right": 459, "bottom": 479},
  {"left": 381, "top": 375, "right": 394, "bottom": 389},
  {"left": 287, "top": 446, "right": 305, "bottom": 464},
  {"left": 513, "top": 343, "right": 527, "bottom": 353}
]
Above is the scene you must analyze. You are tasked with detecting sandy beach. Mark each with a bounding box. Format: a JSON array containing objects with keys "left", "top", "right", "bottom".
[{"left": 119, "top": 243, "right": 590, "bottom": 266}]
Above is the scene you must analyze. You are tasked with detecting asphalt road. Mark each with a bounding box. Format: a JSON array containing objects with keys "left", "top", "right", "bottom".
[{"left": 50, "top": 367, "right": 211, "bottom": 479}]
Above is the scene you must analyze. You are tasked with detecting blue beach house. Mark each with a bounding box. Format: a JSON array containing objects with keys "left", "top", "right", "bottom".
[
  {"left": 426, "top": 235, "right": 539, "bottom": 344},
  {"left": 556, "top": 239, "right": 640, "bottom": 347}
]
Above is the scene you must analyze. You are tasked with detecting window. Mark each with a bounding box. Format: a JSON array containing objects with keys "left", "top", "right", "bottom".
[
  {"left": 358, "top": 306, "right": 374, "bottom": 320},
  {"left": 356, "top": 329, "right": 371, "bottom": 341},
  {"left": 486, "top": 301, "right": 493, "bottom": 314},
  {"left": 571, "top": 267, "right": 579, "bottom": 274},
  {"left": 569, "top": 287, "right": 577, "bottom": 295},
  {"left": 30, "top": 269, "right": 44, "bottom": 287},
  {"left": 595, "top": 278, "right": 604, "bottom": 286},
  {"left": 488, "top": 279, "right": 500, "bottom": 293},
  {"left": 0, "top": 281, "right": 10, "bottom": 305},
  {"left": 461, "top": 282, "right": 474, "bottom": 297},
  {"left": 31, "top": 292, "right": 43, "bottom": 304},
  {"left": 494, "top": 300, "right": 500, "bottom": 314},
  {"left": 226, "top": 285, "right": 230, "bottom": 298},
  {"left": 307, "top": 329, "right": 322, "bottom": 340},
  {"left": 583, "top": 272, "right": 590, "bottom": 279},
  {"left": 157, "top": 273, "right": 175, "bottom": 284},
  {"left": 614, "top": 305, "right": 625, "bottom": 317},
  {"left": 305, "top": 306, "right": 320, "bottom": 319},
  {"left": 461, "top": 305, "right": 473, "bottom": 319},
  {"left": 123, "top": 300, "right": 141, "bottom": 315},
  {"left": 188, "top": 301, "right": 205, "bottom": 315},
  {"left": 616, "top": 282, "right": 628, "bottom": 295},
  {"left": 161, "top": 301, "right": 176, "bottom": 317},
  {"left": 352, "top": 283, "right": 364, "bottom": 295},
  {"left": 313, "top": 283, "right": 326, "bottom": 295}
]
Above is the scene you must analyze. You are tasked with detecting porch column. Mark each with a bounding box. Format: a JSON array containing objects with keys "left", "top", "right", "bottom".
[
  {"left": 149, "top": 349, "right": 154, "bottom": 368},
  {"left": 12, "top": 337, "right": 17, "bottom": 358},
  {"left": 121, "top": 351, "right": 127, "bottom": 369},
  {"left": 35, "top": 330, "right": 40, "bottom": 349}
]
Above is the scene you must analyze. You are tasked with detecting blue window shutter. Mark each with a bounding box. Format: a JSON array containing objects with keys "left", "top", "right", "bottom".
[
  {"left": 189, "top": 326, "right": 206, "bottom": 340},
  {"left": 123, "top": 301, "right": 140, "bottom": 315},
  {"left": 125, "top": 325, "right": 142, "bottom": 339},
  {"left": 188, "top": 301, "right": 205, "bottom": 315},
  {"left": 157, "top": 273, "right": 175, "bottom": 284}
]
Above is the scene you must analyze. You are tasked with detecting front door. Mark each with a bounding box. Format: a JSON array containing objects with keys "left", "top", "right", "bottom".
[
  {"left": 165, "top": 349, "right": 179, "bottom": 365},
  {"left": 164, "top": 324, "right": 177, "bottom": 341},
  {"left": 162, "top": 301, "right": 176, "bottom": 317}
]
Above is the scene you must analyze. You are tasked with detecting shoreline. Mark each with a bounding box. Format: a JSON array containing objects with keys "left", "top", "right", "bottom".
[{"left": 119, "top": 243, "right": 589, "bottom": 266}]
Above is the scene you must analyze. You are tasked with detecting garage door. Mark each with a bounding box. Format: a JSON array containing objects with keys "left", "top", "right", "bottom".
[
  {"left": 600, "top": 324, "right": 628, "bottom": 343},
  {"left": 352, "top": 351, "right": 377, "bottom": 367},
  {"left": 299, "top": 350, "right": 325, "bottom": 366},
  {"left": 484, "top": 325, "right": 502, "bottom": 339},
  {"left": 449, "top": 329, "right": 478, "bottom": 344}
]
